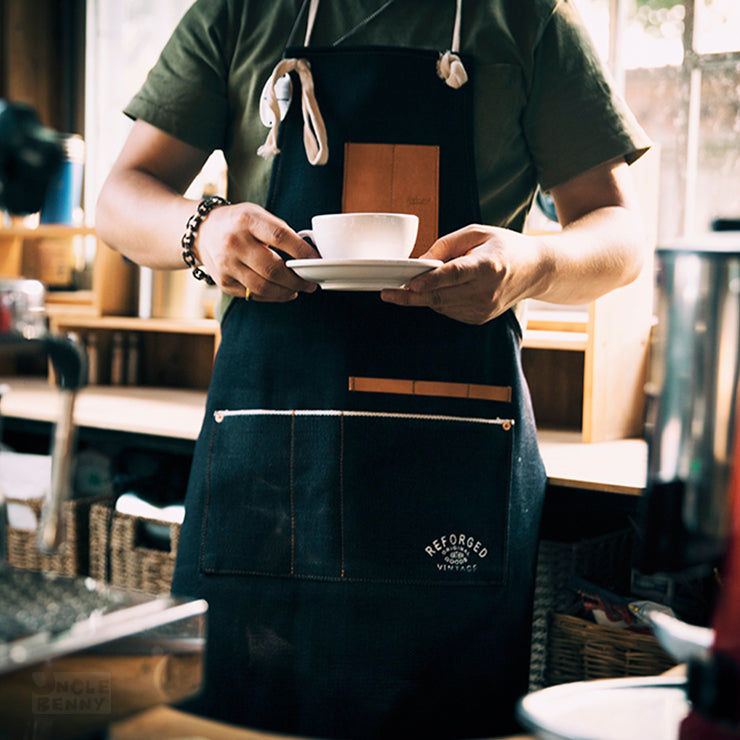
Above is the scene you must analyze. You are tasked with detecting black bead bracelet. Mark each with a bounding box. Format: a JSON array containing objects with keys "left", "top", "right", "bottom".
[{"left": 181, "top": 195, "right": 231, "bottom": 285}]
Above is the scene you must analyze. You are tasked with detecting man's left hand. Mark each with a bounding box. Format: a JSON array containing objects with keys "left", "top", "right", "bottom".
[{"left": 381, "top": 224, "right": 546, "bottom": 325}]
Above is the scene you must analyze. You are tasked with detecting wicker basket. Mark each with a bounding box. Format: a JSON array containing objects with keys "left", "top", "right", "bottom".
[
  {"left": 545, "top": 613, "right": 676, "bottom": 685},
  {"left": 5, "top": 494, "right": 105, "bottom": 577},
  {"left": 529, "top": 529, "right": 635, "bottom": 691},
  {"left": 89, "top": 502, "right": 180, "bottom": 595}
]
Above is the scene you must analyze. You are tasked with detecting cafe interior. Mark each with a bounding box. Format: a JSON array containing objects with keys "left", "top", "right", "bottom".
[{"left": 1, "top": 0, "right": 739, "bottom": 738}]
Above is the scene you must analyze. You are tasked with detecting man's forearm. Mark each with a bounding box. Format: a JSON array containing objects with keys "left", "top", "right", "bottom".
[
  {"left": 530, "top": 204, "right": 647, "bottom": 306},
  {"left": 96, "top": 168, "right": 199, "bottom": 270}
]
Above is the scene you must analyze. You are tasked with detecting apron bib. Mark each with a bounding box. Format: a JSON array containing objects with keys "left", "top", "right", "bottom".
[{"left": 173, "top": 6, "right": 546, "bottom": 738}]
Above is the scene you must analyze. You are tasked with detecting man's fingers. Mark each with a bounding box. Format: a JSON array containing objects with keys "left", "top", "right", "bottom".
[{"left": 246, "top": 211, "right": 319, "bottom": 261}]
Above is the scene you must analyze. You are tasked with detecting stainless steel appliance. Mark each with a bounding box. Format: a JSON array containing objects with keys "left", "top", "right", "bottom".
[
  {"left": 641, "top": 233, "right": 740, "bottom": 576},
  {"left": 518, "top": 231, "right": 740, "bottom": 739},
  {"left": 642, "top": 233, "right": 740, "bottom": 739}
]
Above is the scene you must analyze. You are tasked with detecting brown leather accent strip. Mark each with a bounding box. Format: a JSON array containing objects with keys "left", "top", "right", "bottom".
[
  {"left": 348, "top": 377, "right": 415, "bottom": 395},
  {"left": 413, "top": 380, "right": 468, "bottom": 398},
  {"left": 468, "top": 383, "right": 512, "bottom": 403},
  {"left": 348, "top": 377, "right": 511, "bottom": 403}
]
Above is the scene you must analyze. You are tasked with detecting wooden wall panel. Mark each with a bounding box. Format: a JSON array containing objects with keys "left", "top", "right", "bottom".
[{"left": 0, "top": 0, "right": 85, "bottom": 133}]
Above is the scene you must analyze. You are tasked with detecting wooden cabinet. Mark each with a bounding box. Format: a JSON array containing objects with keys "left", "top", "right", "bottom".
[
  {"left": 522, "top": 259, "right": 654, "bottom": 443},
  {"left": 50, "top": 316, "right": 220, "bottom": 391}
]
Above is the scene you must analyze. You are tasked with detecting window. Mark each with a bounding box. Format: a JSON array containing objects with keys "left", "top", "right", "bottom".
[
  {"left": 85, "top": 0, "right": 225, "bottom": 223},
  {"left": 84, "top": 1, "right": 194, "bottom": 218},
  {"left": 578, "top": 0, "right": 740, "bottom": 240}
]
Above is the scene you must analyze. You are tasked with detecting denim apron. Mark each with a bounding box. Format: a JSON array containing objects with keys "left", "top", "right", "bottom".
[{"left": 173, "top": 7, "right": 546, "bottom": 739}]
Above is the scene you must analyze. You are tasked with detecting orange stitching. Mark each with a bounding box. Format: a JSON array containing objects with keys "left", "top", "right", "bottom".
[
  {"left": 340, "top": 413, "right": 345, "bottom": 579},
  {"left": 290, "top": 411, "right": 296, "bottom": 576},
  {"left": 199, "top": 422, "right": 218, "bottom": 571}
]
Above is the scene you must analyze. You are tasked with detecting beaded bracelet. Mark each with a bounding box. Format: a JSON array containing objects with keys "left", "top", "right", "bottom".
[{"left": 181, "top": 195, "right": 231, "bottom": 285}]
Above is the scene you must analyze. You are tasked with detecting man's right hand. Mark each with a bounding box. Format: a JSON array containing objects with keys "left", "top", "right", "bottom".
[{"left": 197, "top": 202, "right": 319, "bottom": 302}]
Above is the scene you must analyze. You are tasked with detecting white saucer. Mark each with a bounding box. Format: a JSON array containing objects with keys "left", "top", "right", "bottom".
[
  {"left": 286, "top": 258, "right": 443, "bottom": 291},
  {"left": 517, "top": 676, "right": 690, "bottom": 740}
]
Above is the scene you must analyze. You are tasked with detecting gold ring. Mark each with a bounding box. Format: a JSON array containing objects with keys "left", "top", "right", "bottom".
[{"left": 245, "top": 287, "right": 252, "bottom": 301}]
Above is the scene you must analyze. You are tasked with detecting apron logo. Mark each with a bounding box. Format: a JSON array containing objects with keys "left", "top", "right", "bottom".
[{"left": 424, "top": 534, "right": 488, "bottom": 572}]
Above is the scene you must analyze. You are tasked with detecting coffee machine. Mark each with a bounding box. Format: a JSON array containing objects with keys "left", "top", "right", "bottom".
[
  {"left": 641, "top": 229, "right": 740, "bottom": 738},
  {"left": 0, "top": 100, "right": 207, "bottom": 738},
  {"left": 0, "top": 98, "right": 87, "bottom": 555}
]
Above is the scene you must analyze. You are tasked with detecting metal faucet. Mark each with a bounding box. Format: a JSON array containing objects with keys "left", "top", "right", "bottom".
[{"left": 0, "top": 279, "right": 86, "bottom": 557}]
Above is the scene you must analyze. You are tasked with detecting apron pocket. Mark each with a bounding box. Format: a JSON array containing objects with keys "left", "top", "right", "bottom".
[
  {"left": 200, "top": 410, "right": 343, "bottom": 577},
  {"left": 200, "top": 409, "right": 513, "bottom": 585},
  {"left": 339, "top": 412, "right": 513, "bottom": 585}
]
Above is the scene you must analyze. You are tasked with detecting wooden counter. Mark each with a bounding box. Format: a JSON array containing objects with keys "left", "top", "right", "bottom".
[{"left": 0, "top": 376, "right": 647, "bottom": 495}]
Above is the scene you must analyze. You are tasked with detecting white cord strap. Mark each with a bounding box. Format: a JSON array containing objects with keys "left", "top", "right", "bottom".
[
  {"left": 305, "top": 0, "right": 319, "bottom": 45},
  {"left": 437, "top": 0, "right": 468, "bottom": 88},
  {"left": 257, "top": 57, "right": 329, "bottom": 166}
]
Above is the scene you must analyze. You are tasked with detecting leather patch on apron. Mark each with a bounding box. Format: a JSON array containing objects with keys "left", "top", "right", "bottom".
[{"left": 342, "top": 142, "right": 439, "bottom": 255}]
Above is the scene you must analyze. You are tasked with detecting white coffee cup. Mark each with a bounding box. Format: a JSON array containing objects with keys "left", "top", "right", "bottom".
[{"left": 298, "top": 212, "right": 419, "bottom": 261}]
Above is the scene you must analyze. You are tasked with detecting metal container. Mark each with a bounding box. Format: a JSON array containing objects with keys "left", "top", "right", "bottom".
[
  {"left": 0, "top": 278, "right": 46, "bottom": 342},
  {"left": 138, "top": 266, "right": 207, "bottom": 320},
  {"left": 641, "top": 232, "right": 740, "bottom": 573},
  {"left": 39, "top": 133, "right": 85, "bottom": 225}
]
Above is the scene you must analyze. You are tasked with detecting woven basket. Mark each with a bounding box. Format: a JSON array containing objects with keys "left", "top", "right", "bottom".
[
  {"left": 529, "top": 529, "right": 635, "bottom": 691},
  {"left": 5, "top": 495, "right": 105, "bottom": 577},
  {"left": 89, "top": 502, "right": 180, "bottom": 595},
  {"left": 545, "top": 613, "right": 676, "bottom": 685}
]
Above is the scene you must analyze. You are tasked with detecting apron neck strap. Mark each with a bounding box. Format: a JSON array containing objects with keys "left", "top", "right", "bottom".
[
  {"left": 301, "top": 0, "right": 463, "bottom": 56},
  {"left": 305, "top": 0, "right": 320, "bottom": 46},
  {"left": 437, "top": 0, "right": 468, "bottom": 88},
  {"left": 258, "top": 57, "right": 329, "bottom": 166},
  {"left": 450, "top": 0, "right": 462, "bottom": 53},
  {"left": 260, "top": 0, "right": 468, "bottom": 167}
]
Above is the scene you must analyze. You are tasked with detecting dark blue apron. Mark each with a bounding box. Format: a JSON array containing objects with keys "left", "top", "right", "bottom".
[{"left": 173, "top": 28, "right": 547, "bottom": 740}]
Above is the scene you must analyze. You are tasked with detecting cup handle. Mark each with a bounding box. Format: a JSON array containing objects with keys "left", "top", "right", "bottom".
[{"left": 297, "top": 229, "right": 314, "bottom": 243}]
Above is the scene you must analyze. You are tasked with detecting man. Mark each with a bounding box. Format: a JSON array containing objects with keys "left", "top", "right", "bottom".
[{"left": 97, "top": 1, "right": 650, "bottom": 737}]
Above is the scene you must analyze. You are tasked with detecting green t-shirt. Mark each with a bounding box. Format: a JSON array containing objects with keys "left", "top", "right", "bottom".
[{"left": 125, "top": 0, "right": 650, "bottom": 229}]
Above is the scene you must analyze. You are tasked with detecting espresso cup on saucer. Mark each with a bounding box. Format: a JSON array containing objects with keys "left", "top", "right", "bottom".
[{"left": 298, "top": 212, "right": 419, "bottom": 261}]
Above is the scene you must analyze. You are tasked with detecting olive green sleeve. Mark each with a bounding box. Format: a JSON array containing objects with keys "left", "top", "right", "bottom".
[
  {"left": 123, "top": 0, "right": 235, "bottom": 154},
  {"left": 523, "top": 0, "right": 652, "bottom": 192}
]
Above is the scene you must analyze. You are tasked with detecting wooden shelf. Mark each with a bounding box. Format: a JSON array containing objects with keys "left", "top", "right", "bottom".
[
  {"left": 523, "top": 329, "right": 589, "bottom": 352},
  {"left": 520, "top": 261, "right": 654, "bottom": 444},
  {"left": 50, "top": 316, "right": 220, "bottom": 391},
  {"left": 0, "top": 224, "right": 96, "bottom": 238},
  {"left": 0, "top": 376, "right": 206, "bottom": 440},
  {"left": 51, "top": 315, "right": 219, "bottom": 335}
]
